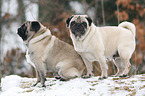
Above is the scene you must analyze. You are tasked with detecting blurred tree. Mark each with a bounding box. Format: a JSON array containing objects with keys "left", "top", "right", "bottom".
[
  {"left": 0, "top": 0, "right": 31, "bottom": 78},
  {"left": 17, "top": 0, "right": 26, "bottom": 22},
  {"left": 80, "top": 0, "right": 118, "bottom": 26},
  {"left": 38, "top": 0, "right": 73, "bottom": 44},
  {"left": 0, "top": 0, "right": 144, "bottom": 78},
  {"left": 38, "top": 0, "right": 71, "bottom": 25},
  {"left": 0, "top": 0, "right": 2, "bottom": 81},
  {"left": 115, "top": 0, "right": 145, "bottom": 74}
]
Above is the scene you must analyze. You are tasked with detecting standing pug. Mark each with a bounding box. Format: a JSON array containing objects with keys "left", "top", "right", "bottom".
[
  {"left": 66, "top": 15, "right": 136, "bottom": 79},
  {"left": 17, "top": 21, "right": 85, "bottom": 87}
]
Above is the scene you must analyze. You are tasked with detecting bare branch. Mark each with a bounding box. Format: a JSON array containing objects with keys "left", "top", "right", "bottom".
[{"left": 101, "top": 0, "right": 105, "bottom": 25}]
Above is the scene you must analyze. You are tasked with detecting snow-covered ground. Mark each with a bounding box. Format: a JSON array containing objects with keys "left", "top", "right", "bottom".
[{"left": 0, "top": 74, "right": 145, "bottom": 96}]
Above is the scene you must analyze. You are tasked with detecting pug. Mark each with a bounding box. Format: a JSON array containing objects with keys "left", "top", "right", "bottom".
[
  {"left": 66, "top": 15, "right": 136, "bottom": 79},
  {"left": 17, "top": 21, "right": 85, "bottom": 87}
]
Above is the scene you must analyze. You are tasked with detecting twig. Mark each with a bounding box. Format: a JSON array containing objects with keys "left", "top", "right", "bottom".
[{"left": 117, "top": 4, "right": 120, "bottom": 25}]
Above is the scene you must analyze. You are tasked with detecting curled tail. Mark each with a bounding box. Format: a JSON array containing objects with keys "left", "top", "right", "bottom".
[{"left": 118, "top": 21, "right": 136, "bottom": 37}]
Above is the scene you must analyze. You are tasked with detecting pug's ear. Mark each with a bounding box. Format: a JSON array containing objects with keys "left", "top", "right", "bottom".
[
  {"left": 66, "top": 16, "right": 74, "bottom": 27},
  {"left": 31, "top": 21, "right": 40, "bottom": 32},
  {"left": 86, "top": 17, "right": 92, "bottom": 26}
]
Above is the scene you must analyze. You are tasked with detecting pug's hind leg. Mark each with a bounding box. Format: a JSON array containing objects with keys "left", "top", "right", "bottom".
[
  {"left": 113, "top": 57, "right": 125, "bottom": 76},
  {"left": 118, "top": 48, "right": 132, "bottom": 77},
  {"left": 60, "top": 67, "right": 80, "bottom": 80},
  {"left": 119, "top": 59, "right": 131, "bottom": 77},
  {"left": 54, "top": 73, "right": 61, "bottom": 80}
]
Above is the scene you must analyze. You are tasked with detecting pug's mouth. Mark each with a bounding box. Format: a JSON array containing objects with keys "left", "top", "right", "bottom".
[{"left": 70, "top": 21, "right": 87, "bottom": 38}]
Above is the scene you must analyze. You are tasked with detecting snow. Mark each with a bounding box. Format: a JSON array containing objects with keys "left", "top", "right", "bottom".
[{"left": 1, "top": 74, "right": 145, "bottom": 96}]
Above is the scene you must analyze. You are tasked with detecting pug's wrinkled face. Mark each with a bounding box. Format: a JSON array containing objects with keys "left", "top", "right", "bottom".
[
  {"left": 66, "top": 15, "right": 92, "bottom": 40},
  {"left": 17, "top": 21, "right": 40, "bottom": 41}
]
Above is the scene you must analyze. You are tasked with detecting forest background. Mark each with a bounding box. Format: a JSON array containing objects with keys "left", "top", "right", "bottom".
[{"left": 0, "top": 0, "right": 144, "bottom": 81}]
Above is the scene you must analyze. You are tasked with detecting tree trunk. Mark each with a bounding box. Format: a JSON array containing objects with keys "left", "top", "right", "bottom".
[
  {"left": 101, "top": 0, "right": 105, "bottom": 25},
  {"left": 0, "top": 0, "right": 2, "bottom": 82},
  {"left": 17, "top": 0, "right": 26, "bottom": 22},
  {"left": 94, "top": 0, "right": 99, "bottom": 26}
]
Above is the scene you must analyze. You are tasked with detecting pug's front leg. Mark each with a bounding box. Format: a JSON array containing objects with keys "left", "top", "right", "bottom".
[
  {"left": 97, "top": 55, "right": 108, "bottom": 80},
  {"left": 39, "top": 69, "right": 46, "bottom": 87},
  {"left": 32, "top": 68, "right": 41, "bottom": 86},
  {"left": 81, "top": 57, "right": 93, "bottom": 78},
  {"left": 35, "top": 61, "right": 47, "bottom": 87}
]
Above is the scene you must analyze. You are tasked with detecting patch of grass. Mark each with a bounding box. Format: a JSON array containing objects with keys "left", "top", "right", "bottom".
[
  {"left": 20, "top": 81, "right": 34, "bottom": 88},
  {"left": 23, "top": 89, "right": 34, "bottom": 93},
  {"left": 89, "top": 88, "right": 95, "bottom": 91}
]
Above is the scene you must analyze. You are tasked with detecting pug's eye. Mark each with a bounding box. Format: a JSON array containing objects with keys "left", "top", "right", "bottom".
[
  {"left": 71, "top": 21, "right": 75, "bottom": 26},
  {"left": 81, "top": 22, "right": 87, "bottom": 28},
  {"left": 23, "top": 26, "right": 26, "bottom": 31}
]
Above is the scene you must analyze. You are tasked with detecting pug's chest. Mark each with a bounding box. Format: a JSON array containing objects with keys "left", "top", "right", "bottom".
[
  {"left": 74, "top": 41, "right": 87, "bottom": 52},
  {"left": 81, "top": 52, "right": 98, "bottom": 62},
  {"left": 25, "top": 50, "right": 36, "bottom": 68},
  {"left": 74, "top": 42, "right": 97, "bottom": 62}
]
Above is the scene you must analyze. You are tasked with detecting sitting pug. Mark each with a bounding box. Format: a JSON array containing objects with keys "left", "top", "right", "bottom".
[{"left": 17, "top": 21, "right": 85, "bottom": 87}]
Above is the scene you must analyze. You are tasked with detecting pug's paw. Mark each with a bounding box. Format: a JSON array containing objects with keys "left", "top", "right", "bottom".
[
  {"left": 82, "top": 73, "right": 93, "bottom": 78},
  {"left": 98, "top": 76, "right": 107, "bottom": 80},
  {"left": 119, "top": 74, "right": 127, "bottom": 77}
]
